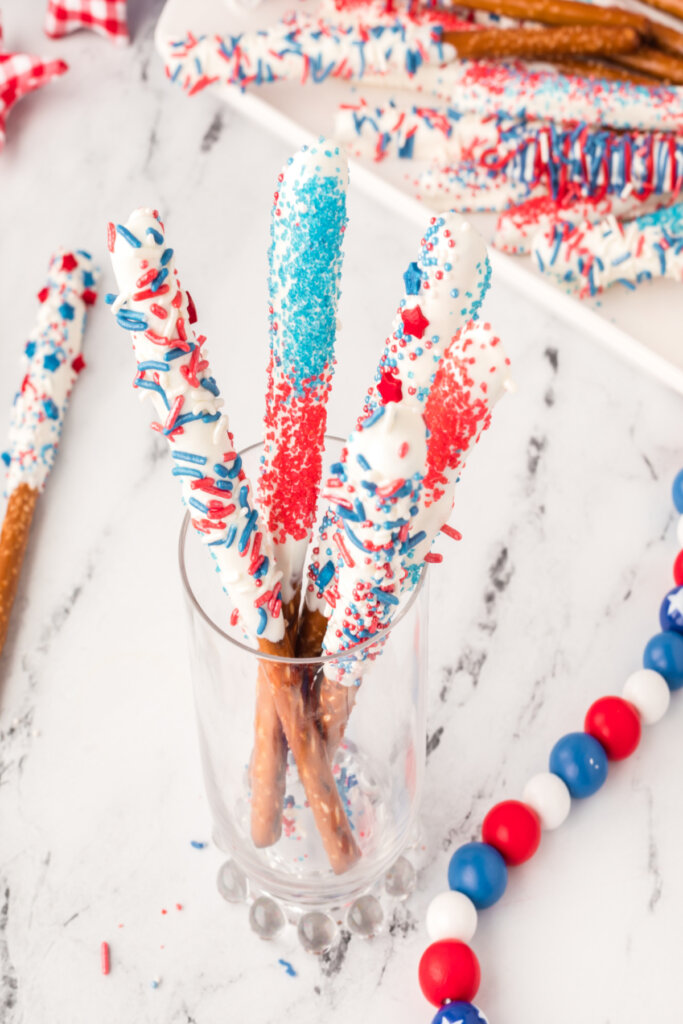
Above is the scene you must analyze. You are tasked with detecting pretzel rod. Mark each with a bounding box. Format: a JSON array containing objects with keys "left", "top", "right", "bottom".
[
  {"left": 249, "top": 141, "right": 348, "bottom": 848},
  {"left": 495, "top": 187, "right": 669, "bottom": 254},
  {"left": 0, "top": 485, "right": 38, "bottom": 655},
  {"left": 108, "top": 209, "right": 358, "bottom": 874},
  {"left": 442, "top": 24, "right": 641, "bottom": 59},
  {"left": 450, "top": 0, "right": 649, "bottom": 31},
  {"left": 164, "top": 13, "right": 452, "bottom": 93},
  {"left": 257, "top": 633, "right": 361, "bottom": 873},
  {"left": 639, "top": 0, "right": 683, "bottom": 19},
  {"left": 532, "top": 201, "right": 683, "bottom": 297},
  {"left": 320, "top": 402, "right": 428, "bottom": 684},
  {"left": 249, "top": 589, "right": 299, "bottom": 849},
  {"left": 305, "top": 211, "right": 489, "bottom": 633},
  {"left": 649, "top": 20, "right": 683, "bottom": 57},
  {"left": 358, "top": 59, "right": 683, "bottom": 132},
  {"left": 0, "top": 249, "right": 98, "bottom": 656},
  {"left": 318, "top": 319, "right": 511, "bottom": 751},
  {"left": 311, "top": 213, "right": 492, "bottom": 740},
  {"left": 403, "top": 320, "right": 511, "bottom": 579},
  {"left": 614, "top": 44, "right": 683, "bottom": 81},
  {"left": 553, "top": 56, "right": 661, "bottom": 81},
  {"left": 338, "top": 99, "right": 683, "bottom": 211},
  {"left": 416, "top": 163, "right": 547, "bottom": 212}
]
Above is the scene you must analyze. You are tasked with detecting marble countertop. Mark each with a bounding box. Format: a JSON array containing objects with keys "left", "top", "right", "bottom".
[{"left": 2, "top": 3, "right": 683, "bottom": 1022}]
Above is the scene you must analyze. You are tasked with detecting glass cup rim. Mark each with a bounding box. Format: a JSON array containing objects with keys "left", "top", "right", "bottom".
[{"left": 177, "top": 437, "right": 427, "bottom": 666}]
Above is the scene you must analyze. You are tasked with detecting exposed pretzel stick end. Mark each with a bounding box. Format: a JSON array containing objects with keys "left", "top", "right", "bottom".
[{"left": 0, "top": 484, "right": 38, "bottom": 658}]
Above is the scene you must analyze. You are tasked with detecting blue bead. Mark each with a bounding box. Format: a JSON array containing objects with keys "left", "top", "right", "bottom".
[
  {"left": 432, "top": 1003, "right": 489, "bottom": 1024},
  {"left": 447, "top": 841, "right": 507, "bottom": 909},
  {"left": 549, "top": 732, "right": 608, "bottom": 798},
  {"left": 644, "top": 631, "right": 683, "bottom": 690},
  {"left": 659, "top": 587, "right": 683, "bottom": 635},
  {"left": 673, "top": 469, "right": 683, "bottom": 513}
]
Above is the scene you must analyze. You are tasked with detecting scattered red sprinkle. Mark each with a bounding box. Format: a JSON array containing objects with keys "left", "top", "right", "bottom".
[
  {"left": 107, "top": 223, "right": 116, "bottom": 253},
  {"left": 441, "top": 524, "right": 462, "bottom": 541},
  {"left": 101, "top": 942, "right": 110, "bottom": 976}
]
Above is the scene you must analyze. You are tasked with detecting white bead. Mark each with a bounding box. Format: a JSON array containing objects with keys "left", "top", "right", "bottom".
[
  {"left": 426, "top": 890, "right": 478, "bottom": 944},
  {"left": 623, "top": 668, "right": 670, "bottom": 724},
  {"left": 523, "top": 772, "right": 571, "bottom": 830},
  {"left": 677, "top": 515, "right": 683, "bottom": 548}
]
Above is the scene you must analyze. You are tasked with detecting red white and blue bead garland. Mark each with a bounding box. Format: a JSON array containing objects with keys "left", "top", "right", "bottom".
[{"left": 418, "top": 470, "right": 683, "bottom": 1023}]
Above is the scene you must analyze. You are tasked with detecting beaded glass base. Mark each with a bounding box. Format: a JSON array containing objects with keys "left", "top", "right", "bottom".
[{"left": 216, "top": 842, "right": 420, "bottom": 954}]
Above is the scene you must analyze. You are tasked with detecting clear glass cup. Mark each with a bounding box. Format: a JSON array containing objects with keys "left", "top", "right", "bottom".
[{"left": 178, "top": 439, "right": 429, "bottom": 908}]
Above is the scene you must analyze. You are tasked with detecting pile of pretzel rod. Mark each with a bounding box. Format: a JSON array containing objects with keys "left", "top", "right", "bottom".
[
  {"left": 107, "top": 141, "right": 511, "bottom": 874},
  {"left": 440, "top": 0, "right": 683, "bottom": 84}
]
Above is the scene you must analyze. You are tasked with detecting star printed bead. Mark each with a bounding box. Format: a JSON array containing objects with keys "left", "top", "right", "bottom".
[
  {"left": 401, "top": 305, "right": 430, "bottom": 339},
  {"left": 44, "top": 0, "right": 130, "bottom": 45},
  {"left": 0, "top": 16, "right": 68, "bottom": 151},
  {"left": 660, "top": 586, "right": 683, "bottom": 634}
]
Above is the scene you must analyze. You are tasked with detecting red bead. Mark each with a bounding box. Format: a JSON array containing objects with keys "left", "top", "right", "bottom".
[
  {"left": 482, "top": 800, "right": 541, "bottom": 865},
  {"left": 584, "top": 696, "right": 641, "bottom": 761},
  {"left": 418, "top": 940, "right": 480, "bottom": 1007},
  {"left": 674, "top": 550, "right": 683, "bottom": 586}
]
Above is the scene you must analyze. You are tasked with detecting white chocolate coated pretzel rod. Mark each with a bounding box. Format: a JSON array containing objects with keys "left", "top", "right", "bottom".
[
  {"left": 531, "top": 201, "right": 683, "bottom": 297},
  {"left": 108, "top": 209, "right": 359, "bottom": 874},
  {"left": 0, "top": 249, "right": 99, "bottom": 656}
]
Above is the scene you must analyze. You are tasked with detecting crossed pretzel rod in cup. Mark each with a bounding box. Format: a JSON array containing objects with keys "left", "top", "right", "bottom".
[{"left": 107, "top": 140, "right": 510, "bottom": 874}]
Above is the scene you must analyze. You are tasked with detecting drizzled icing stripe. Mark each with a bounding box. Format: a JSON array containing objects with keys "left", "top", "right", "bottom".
[
  {"left": 259, "top": 139, "right": 348, "bottom": 603},
  {"left": 3, "top": 250, "right": 99, "bottom": 496},
  {"left": 403, "top": 318, "right": 511, "bottom": 585},
  {"left": 531, "top": 201, "right": 683, "bottom": 298},
  {"left": 162, "top": 12, "right": 452, "bottom": 95},
  {"left": 307, "top": 212, "right": 490, "bottom": 613},
  {"left": 318, "top": 402, "right": 428, "bottom": 684},
  {"left": 359, "top": 60, "right": 683, "bottom": 135},
  {"left": 495, "top": 188, "right": 669, "bottom": 256},
  {"left": 338, "top": 100, "right": 683, "bottom": 203},
  {"left": 108, "top": 208, "right": 284, "bottom": 643}
]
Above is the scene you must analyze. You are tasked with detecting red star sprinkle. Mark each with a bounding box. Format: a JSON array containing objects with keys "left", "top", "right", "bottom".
[
  {"left": 0, "top": 17, "right": 68, "bottom": 151},
  {"left": 44, "top": 0, "right": 130, "bottom": 45},
  {"left": 400, "top": 305, "right": 429, "bottom": 339},
  {"left": 61, "top": 253, "right": 78, "bottom": 273},
  {"left": 72, "top": 354, "right": 86, "bottom": 373},
  {"left": 377, "top": 371, "right": 403, "bottom": 405}
]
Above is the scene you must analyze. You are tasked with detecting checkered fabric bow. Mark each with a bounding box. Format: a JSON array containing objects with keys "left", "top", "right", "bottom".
[
  {"left": 0, "top": 16, "right": 68, "bottom": 151},
  {"left": 45, "top": 0, "right": 130, "bottom": 45}
]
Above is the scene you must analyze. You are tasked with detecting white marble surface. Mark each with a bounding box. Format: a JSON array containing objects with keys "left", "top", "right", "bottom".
[{"left": 2, "top": 3, "right": 683, "bottom": 1022}]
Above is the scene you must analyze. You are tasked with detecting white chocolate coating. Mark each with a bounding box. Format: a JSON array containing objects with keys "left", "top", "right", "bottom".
[
  {"left": 495, "top": 190, "right": 668, "bottom": 255},
  {"left": 319, "top": 402, "right": 428, "bottom": 684},
  {"left": 108, "top": 208, "right": 284, "bottom": 644},
  {"left": 260, "top": 139, "right": 348, "bottom": 604},
  {"left": 531, "top": 202, "right": 683, "bottom": 298},
  {"left": 4, "top": 249, "right": 99, "bottom": 496}
]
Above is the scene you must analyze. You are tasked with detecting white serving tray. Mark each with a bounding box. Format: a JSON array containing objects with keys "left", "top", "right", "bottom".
[{"left": 156, "top": 0, "right": 683, "bottom": 395}]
